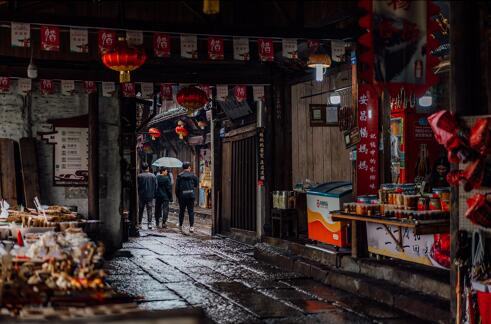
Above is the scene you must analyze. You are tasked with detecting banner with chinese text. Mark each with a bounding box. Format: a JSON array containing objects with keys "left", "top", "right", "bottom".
[
  {"left": 40, "top": 26, "right": 60, "bottom": 51},
  {"left": 153, "top": 33, "right": 171, "bottom": 57},
  {"left": 356, "top": 84, "right": 379, "bottom": 195},
  {"left": 208, "top": 37, "right": 224, "bottom": 60},
  {"left": 70, "top": 28, "right": 88, "bottom": 53},
  {"left": 98, "top": 30, "right": 116, "bottom": 54},
  {"left": 11, "top": 22, "right": 30, "bottom": 47},
  {"left": 258, "top": 39, "right": 274, "bottom": 62}
]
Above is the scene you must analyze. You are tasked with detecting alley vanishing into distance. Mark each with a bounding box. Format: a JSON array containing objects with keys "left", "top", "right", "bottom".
[{"left": 104, "top": 226, "right": 426, "bottom": 324}]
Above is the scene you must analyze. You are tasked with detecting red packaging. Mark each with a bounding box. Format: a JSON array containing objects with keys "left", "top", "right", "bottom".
[
  {"left": 469, "top": 118, "right": 491, "bottom": 156},
  {"left": 465, "top": 193, "right": 491, "bottom": 228}
]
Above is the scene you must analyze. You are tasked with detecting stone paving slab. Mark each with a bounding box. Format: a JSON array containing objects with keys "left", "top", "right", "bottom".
[{"left": 105, "top": 228, "right": 423, "bottom": 323}]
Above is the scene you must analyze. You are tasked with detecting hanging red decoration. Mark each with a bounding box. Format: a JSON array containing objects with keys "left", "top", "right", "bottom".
[
  {"left": 148, "top": 128, "right": 161, "bottom": 140},
  {"left": 176, "top": 86, "right": 209, "bottom": 112},
  {"left": 175, "top": 121, "right": 189, "bottom": 140},
  {"left": 101, "top": 37, "right": 147, "bottom": 83}
]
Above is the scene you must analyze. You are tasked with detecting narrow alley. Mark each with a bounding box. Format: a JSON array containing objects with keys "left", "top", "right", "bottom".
[{"left": 105, "top": 227, "right": 424, "bottom": 324}]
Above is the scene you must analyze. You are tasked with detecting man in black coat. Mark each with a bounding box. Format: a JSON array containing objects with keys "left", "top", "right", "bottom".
[
  {"left": 175, "top": 162, "right": 199, "bottom": 233},
  {"left": 137, "top": 162, "right": 157, "bottom": 230},
  {"left": 155, "top": 167, "right": 173, "bottom": 228}
]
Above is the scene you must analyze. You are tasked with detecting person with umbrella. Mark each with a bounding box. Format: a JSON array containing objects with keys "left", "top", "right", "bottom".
[{"left": 155, "top": 167, "right": 173, "bottom": 228}]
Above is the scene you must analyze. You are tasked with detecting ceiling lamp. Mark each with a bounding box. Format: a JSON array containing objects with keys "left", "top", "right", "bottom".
[
  {"left": 101, "top": 37, "right": 147, "bottom": 83},
  {"left": 307, "top": 52, "right": 331, "bottom": 82},
  {"left": 176, "top": 86, "right": 209, "bottom": 114},
  {"left": 203, "top": 0, "right": 219, "bottom": 15},
  {"left": 329, "top": 92, "right": 341, "bottom": 105}
]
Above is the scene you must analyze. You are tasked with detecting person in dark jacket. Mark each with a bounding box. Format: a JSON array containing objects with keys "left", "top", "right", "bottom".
[
  {"left": 137, "top": 162, "right": 157, "bottom": 229},
  {"left": 155, "top": 167, "right": 173, "bottom": 228},
  {"left": 175, "top": 162, "right": 199, "bottom": 233}
]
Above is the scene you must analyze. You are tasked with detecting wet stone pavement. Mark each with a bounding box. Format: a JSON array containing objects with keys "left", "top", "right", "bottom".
[{"left": 104, "top": 228, "right": 421, "bottom": 324}]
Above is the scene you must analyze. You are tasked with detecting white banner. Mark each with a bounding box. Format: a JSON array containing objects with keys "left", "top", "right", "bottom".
[
  {"left": 61, "top": 80, "right": 75, "bottom": 96},
  {"left": 233, "top": 38, "right": 249, "bottom": 61},
  {"left": 102, "top": 82, "right": 116, "bottom": 97},
  {"left": 140, "top": 82, "right": 154, "bottom": 99},
  {"left": 331, "top": 40, "right": 345, "bottom": 62},
  {"left": 11, "top": 22, "right": 30, "bottom": 47},
  {"left": 17, "top": 78, "right": 32, "bottom": 94},
  {"left": 282, "top": 39, "right": 298, "bottom": 59},
  {"left": 126, "top": 30, "right": 144, "bottom": 46},
  {"left": 181, "top": 35, "right": 198, "bottom": 59},
  {"left": 215, "top": 85, "right": 228, "bottom": 101},
  {"left": 70, "top": 28, "right": 89, "bottom": 53},
  {"left": 253, "top": 85, "right": 265, "bottom": 101}
]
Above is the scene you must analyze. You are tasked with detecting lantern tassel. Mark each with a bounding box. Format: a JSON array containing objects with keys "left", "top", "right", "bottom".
[{"left": 120, "top": 71, "right": 130, "bottom": 83}]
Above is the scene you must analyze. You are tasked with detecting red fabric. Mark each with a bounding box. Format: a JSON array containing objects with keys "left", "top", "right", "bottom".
[
  {"left": 478, "top": 291, "right": 491, "bottom": 324},
  {"left": 470, "top": 118, "right": 491, "bottom": 156},
  {"left": 465, "top": 194, "right": 491, "bottom": 228}
]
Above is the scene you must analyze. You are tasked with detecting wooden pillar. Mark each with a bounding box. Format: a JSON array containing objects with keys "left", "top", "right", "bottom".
[
  {"left": 88, "top": 93, "right": 99, "bottom": 220},
  {"left": 211, "top": 107, "right": 221, "bottom": 235},
  {"left": 449, "top": 2, "right": 483, "bottom": 321}
]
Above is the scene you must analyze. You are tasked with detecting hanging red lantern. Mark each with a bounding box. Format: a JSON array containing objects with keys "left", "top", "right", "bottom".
[
  {"left": 101, "top": 37, "right": 147, "bottom": 83},
  {"left": 148, "top": 127, "right": 161, "bottom": 140},
  {"left": 175, "top": 121, "right": 189, "bottom": 140},
  {"left": 176, "top": 86, "right": 209, "bottom": 113}
]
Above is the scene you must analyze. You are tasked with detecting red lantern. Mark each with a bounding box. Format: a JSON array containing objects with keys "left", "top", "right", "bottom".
[
  {"left": 176, "top": 86, "right": 209, "bottom": 113},
  {"left": 175, "top": 125, "right": 189, "bottom": 139},
  {"left": 148, "top": 127, "right": 161, "bottom": 140},
  {"left": 101, "top": 37, "right": 147, "bottom": 83}
]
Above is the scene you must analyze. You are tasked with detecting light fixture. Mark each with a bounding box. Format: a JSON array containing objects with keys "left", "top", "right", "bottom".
[
  {"left": 203, "top": 0, "right": 219, "bottom": 15},
  {"left": 307, "top": 53, "right": 331, "bottom": 82},
  {"left": 418, "top": 93, "right": 433, "bottom": 107},
  {"left": 329, "top": 92, "right": 341, "bottom": 105},
  {"left": 27, "top": 48, "right": 37, "bottom": 79}
]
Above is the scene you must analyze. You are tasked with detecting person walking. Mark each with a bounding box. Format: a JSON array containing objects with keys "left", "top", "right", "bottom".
[
  {"left": 137, "top": 162, "right": 157, "bottom": 230},
  {"left": 175, "top": 162, "right": 198, "bottom": 233},
  {"left": 155, "top": 167, "right": 173, "bottom": 228}
]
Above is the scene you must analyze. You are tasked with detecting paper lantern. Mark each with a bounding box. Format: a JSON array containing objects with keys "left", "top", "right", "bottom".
[
  {"left": 176, "top": 86, "right": 209, "bottom": 113},
  {"left": 101, "top": 37, "right": 147, "bottom": 83},
  {"left": 148, "top": 127, "right": 161, "bottom": 140},
  {"left": 175, "top": 121, "right": 189, "bottom": 140}
]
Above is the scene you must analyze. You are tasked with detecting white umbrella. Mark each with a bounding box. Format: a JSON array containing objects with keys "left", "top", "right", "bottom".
[{"left": 152, "top": 157, "right": 183, "bottom": 168}]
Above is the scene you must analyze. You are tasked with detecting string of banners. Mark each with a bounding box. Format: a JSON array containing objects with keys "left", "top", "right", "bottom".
[
  {"left": 10, "top": 22, "right": 347, "bottom": 62},
  {"left": 0, "top": 77, "right": 266, "bottom": 102}
]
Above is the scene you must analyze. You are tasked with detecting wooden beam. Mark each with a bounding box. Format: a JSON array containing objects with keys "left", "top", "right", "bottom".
[{"left": 88, "top": 92, "right": 99, "bottom": 220}]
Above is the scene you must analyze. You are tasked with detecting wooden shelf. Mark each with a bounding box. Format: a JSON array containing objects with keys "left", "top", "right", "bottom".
[{"left": 331, "top": 211, "right": 449, "bottom": 235}]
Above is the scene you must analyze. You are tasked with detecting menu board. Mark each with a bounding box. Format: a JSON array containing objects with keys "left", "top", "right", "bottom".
[{"left": 40, "top": 116, "right": 88, "bottom": 186}]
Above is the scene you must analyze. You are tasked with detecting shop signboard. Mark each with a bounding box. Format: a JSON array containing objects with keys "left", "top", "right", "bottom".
[
  {"left": 233, "top": 37, "right": 249, "bottom": 61},
  {"left": 366, "top": 223, "right": 450, "bottom": 269},
  {"left": 40, "top": 25, "right": 60, "bottom": 51},
  {"left": 208, "top": 37, "right": 224, "bottom": 60},
  {"left": 11, "top": 22, "right": 30, "bottom": 47},
  {"left": 356, "top": 85, "right": 379, "bottom": 195},
  {"left": 40, "top": 115, "right": 89, "bottom": 187},
  {"left": 181, "top": 35, "right": 198, "bottom": 59},
  {"left": 257, "top": 127, "right": 265, "bottom": 186},
  {"left": 70, "top": 28, "right": 89, "bottom": 53},
  {"left": 153, "top": 33, "right": 171, "bottom": 58}
]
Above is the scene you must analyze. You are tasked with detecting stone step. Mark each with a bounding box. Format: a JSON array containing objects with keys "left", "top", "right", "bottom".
[{"left": 254, "top": 243, "right": 450, "bottom": 324}]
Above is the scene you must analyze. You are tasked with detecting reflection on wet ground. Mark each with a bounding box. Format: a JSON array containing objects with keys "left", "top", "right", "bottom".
[{"left": 105, "top": 229, "right": 420, "bottom": 323}]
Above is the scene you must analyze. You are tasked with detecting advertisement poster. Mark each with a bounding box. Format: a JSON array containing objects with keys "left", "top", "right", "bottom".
[
  {"left": 11, "top": 22, "right": 30, "bottom": 47},
  {"left": 41, "top": 116, "right": 89, "bottom": 186},
  {"left": 356, "top": 85, "right": 379, "bottom": 195},
  {"left": 216, "top": 85, "right": 228, "bottom": 101},
  {"left": 282, "top": 39, "right": 298, "bottom": 59},
  {"left": 61, "top": 80, "right": 75, "bottom": 96},
  {"left": 373, "top": 1, "right": 427, "bottom": 84},
  {"left": 180, "top": 35, "right": 198, "bottom": 59},
  {"left": 84, "top": 81, "right": 97, "bottom": 94},
  {"left": 126, "top": 30, "right": 143, "bottom": 46},
  {"left": 17, "top": 78, "right": 32, "bottom": 94},
  {"left": 140, "top": 82, "right": 154, "bottom": 99},
  {"left": 233, "top": 37, "right": 249, "bottom": 61},
  {"left": 40, "top": 25, "right": 60, "bottom": 51},
  {"left": 0, "top": 77, "right": 10, "bottom": 93},
  {"left": 153, "top": 33, "right": 171, "bottom": 58},
  {"left": 40, "top": 79, "right": 54, "bottom": 95},
  {"left": 98, "top": 30, "right": 116, "bottom": 54},
  {"left": 70, "top": 28, "right": 89, "bottom": 53},
  {"left": 367, "top": 223, "right": 450, "bottom": 269},
  {"left": 234, "top": 85, "right": 247, "bottom": 102},
  {"left": 102, "top": 82, "right": 116, "bottom": 97},
  {"left": 258, "top": 39, "right": 274, "bottom": 62},
  {"left": 160, "top": 83, "right": 173, "bottom": 100},
  {"left": 121, "top": 82, "right": 136, "bottom": 98},
  {"left": 208, "top": 37, "right": 224, "bottom": 60}
]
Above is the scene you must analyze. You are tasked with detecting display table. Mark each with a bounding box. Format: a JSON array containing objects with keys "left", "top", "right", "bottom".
[{"left": 331, "top": 211, "right": 449, "bottom": 259}]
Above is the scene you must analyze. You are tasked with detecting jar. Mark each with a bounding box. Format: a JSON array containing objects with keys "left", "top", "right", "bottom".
[
  {"left": 418, "top": 197, "right": 429, "bottom": 211},
  {"left": 429, "top": 197, "right": 442, "bottom": 211},
  {"left": 433, "top": 187, "right": 451, "bottom": 201},
  {"left": 395, "top": 193, "right": 404, "bottom": 206},
  {"left": 403, "top": 195, "right": 419, "bottom": 210}
]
